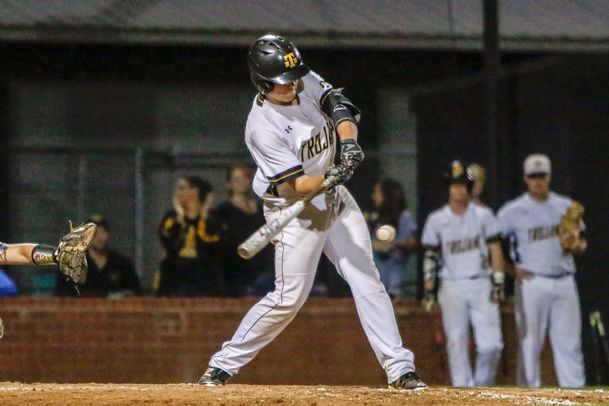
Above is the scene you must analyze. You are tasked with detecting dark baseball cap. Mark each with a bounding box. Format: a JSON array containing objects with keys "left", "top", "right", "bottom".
[{"left": 86, "top": 214, "right": 109, "bottom": 229}]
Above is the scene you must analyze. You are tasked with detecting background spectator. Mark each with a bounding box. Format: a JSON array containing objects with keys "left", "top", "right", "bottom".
[
  {"left": 0, "top": 268, "right": 17, "bottom": 296},
  {"left": 56, "top": 214, "right": 141, "bottom": 297},
  {"left": 157, "top": 176, "right": 221, "bottom": 297},
  {"left": 367, "top": 178, "right": 419, "bottom": 298},
  {"left": 211, "top": 163, "right": 273, "bottom": 297}
]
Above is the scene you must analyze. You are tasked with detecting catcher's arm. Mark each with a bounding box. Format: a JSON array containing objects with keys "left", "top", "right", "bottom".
[
  {"left": 0, "top": 223, "right": 96, "bottom": 292},
  {"left": 0, "top": 243, "right": 39, "bottom": 266},
  {"left": 0, "top": 242, "right": 68, "bottom": 268}
]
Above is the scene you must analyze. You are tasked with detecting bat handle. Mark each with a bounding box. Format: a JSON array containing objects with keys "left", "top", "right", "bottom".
[{"left": 303, "top": 176, "right": 337, "bottom": 204}]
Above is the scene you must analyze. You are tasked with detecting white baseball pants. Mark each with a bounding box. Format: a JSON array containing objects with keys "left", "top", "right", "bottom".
[
  {"left": 438, "top": 277, "right": 504, "bottom": 387},
  {"left": 515, "top": 274, "right": 585, "bottom": 388},
  {"left": 209, "top": 186, "right": 416, "bottom": 383}
]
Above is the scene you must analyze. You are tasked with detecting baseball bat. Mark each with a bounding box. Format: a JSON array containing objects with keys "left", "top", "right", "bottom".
[
  {"left": 590, "top": 312, "right": 603, "bottom": 384},
  {"left": 238, "top": 176, "right": 337, "bottom": 259},
  {"left": 591, "top": 311, "right": 609, "bottom": 372}
]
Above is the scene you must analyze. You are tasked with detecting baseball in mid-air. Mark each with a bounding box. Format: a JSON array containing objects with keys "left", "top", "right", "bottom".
[{"left": 375, "top": 225, "right": 396, "bottom": 242}]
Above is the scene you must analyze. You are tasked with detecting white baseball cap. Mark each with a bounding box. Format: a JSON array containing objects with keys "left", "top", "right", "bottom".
[{"left": 524, "top": 154, "right": 551, "bottom": 176}]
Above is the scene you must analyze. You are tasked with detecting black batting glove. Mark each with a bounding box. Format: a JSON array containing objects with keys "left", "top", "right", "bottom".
[
  {"left": 422, "top": 291, "right": 437, "bottom": 313},
  {"left": 490, "top": 272, "right": 506, "bottom": 303},
  {"left": 340, "top": 139, "right": 364, "bottom": 171},
  {"left": 324, "top": 164, "right": 353, "bottom": 186}
]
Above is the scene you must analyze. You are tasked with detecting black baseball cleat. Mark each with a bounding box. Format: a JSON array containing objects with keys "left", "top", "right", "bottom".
[
  {"left": 198, "top": 367, "right": 231, "bottom": 386},
  {"left": 389, "top": 371, "right": 427, "bottom": 390}
]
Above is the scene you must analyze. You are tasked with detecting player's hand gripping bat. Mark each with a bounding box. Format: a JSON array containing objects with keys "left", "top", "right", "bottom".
[{"left": 238, "top": 176, "right": 337, "bottom": 259}]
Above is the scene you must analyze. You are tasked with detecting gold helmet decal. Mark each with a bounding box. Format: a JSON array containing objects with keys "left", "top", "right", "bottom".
[
  {"left": 283, "top": 52, "right": 298, "bottom": 68},
  {"left": 451, "top": 161, "right": 464, "bottom": 178}
]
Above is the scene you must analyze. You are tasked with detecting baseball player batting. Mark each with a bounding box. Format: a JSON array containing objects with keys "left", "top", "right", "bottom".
[
  {"left": 498, "top": 154, "right": 587, "bottom": 388},
  {"left": 198, "top": 34, "right": 426, "bottom": 390},
  {"left": 421, "top": 161, "right": 505, "bottom": 387}
]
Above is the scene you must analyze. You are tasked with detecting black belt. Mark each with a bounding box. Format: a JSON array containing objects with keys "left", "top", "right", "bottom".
[{"left": 532, "top": 272, "right": 572, "bottom": 279}]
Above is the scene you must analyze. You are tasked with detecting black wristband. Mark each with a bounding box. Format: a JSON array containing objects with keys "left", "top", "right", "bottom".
[{"left": 32, "top": 244, "right": 58, "bottom": 266}]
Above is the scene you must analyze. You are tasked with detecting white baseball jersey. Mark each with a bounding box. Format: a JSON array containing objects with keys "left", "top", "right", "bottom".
[
  {"left": 246, "top": 71, "right": 336, "bottom": 209},
  {"left": 497, "top": 192, "right": 576, "bottom": 276},
  {"left": 421, "top": 203, "right": 501, "bottom": 280}
]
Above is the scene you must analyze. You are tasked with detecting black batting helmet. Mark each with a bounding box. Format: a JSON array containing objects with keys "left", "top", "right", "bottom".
[
  {"left": 443, "top": 160, "right": 475, "bottom": 193},
  {"left": 247, "top": 34, "right": 310, "bottom": 94}
]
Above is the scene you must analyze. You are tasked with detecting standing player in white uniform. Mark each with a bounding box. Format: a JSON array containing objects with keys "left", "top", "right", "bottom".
[
  {"left": 498, "top": 154, "right": 586, "bottom": 388},
  {"left": 198, "top": 34, "right": 426, "bottom": 390},
  {"left": 421, "top": 161, "right": 505, "bottom": 387}
]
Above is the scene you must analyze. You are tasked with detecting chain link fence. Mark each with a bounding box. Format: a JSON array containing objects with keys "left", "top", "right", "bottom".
[{"left": 8, "top": 146, "right": 419, "bottom": 297}]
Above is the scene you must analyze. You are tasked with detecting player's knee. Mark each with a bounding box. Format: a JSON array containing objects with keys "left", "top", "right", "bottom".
[
  {"left": 477, "top": 341, "right": 504, "bottom": 355},
  {"left": 555, "top": 340, "right": 582, "bottom": 357},
  {"left": 445, "top": 332, "right": 469, "bottom": 350},
  {"left": 276, "top": 286, "right": 310, "bottom": 310},
  {"left": 477, "top": 330, "right": 504, "bottom": 353}
]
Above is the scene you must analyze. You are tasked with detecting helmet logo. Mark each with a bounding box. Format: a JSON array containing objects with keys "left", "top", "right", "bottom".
[
  {"left": 452, "top": 162, "right": 464, "bottom": 177},
  {"left": 283, "top": 52, "right": 298, "bottom": 68}
]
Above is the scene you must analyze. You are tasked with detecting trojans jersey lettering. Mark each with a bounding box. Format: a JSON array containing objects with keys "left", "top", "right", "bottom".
[{"left": 244, "top": 71, "right": 339, "bottom": 208}]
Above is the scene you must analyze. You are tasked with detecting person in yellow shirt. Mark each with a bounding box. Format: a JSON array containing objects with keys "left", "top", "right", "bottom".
[{"left": 158, "top": 176, "right": 221, "bottom": 297}]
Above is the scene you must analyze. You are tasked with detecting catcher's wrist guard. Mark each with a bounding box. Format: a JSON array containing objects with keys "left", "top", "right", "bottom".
[{"left": 31, "top": 244, "right": 58, "bottom": 266}]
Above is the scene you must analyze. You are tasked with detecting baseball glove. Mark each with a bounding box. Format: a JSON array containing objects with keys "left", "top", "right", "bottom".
[
  {"left": 56, "top": 221, "right": 97, "bottom": 285},
  {"left": 558, "top": 201, "right": 585, "bottom": 253}
]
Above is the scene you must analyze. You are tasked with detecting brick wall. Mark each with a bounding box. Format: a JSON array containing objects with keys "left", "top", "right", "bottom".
[{"left": 0, "top": 298, "right": 557, "bottom": 385}]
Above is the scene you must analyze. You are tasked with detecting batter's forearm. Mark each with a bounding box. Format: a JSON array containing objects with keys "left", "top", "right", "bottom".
[
  {"left": 336, "top": 121, "right": 358, "bottom": 141},
  {"left": 290, "top": 175, "right": 325, "bottom": 196}
]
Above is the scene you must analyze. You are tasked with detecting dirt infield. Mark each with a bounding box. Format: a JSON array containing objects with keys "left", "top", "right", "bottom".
[{"left": 0, "top": 383, "right": 607, "bottom": 405}]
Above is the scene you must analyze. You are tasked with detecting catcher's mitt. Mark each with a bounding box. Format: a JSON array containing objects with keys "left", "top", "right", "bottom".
[
  {"left": 56, "top": 221, "right": 97, "bottom": 285},
  {"left": 558, "top": 201, "right": 585, "bottom": 253}
]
